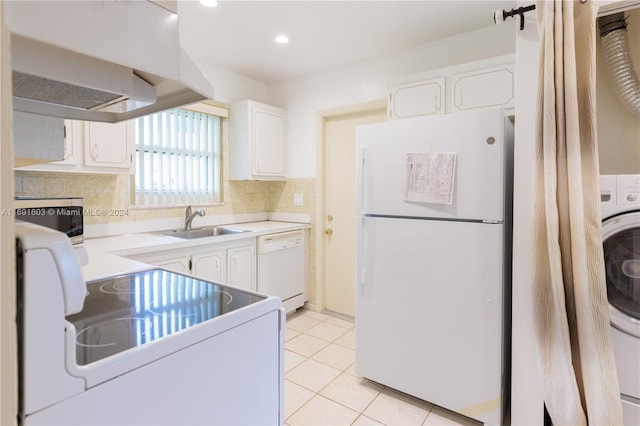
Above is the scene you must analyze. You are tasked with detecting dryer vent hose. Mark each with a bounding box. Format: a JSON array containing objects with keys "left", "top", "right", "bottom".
[{"left": 598, "top": 13, "right": 640, "bottom": 116}]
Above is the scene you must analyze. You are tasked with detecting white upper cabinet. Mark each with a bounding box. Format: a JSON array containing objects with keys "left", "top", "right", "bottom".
[
  {"left": 83, "top": 121, "right": 135, "bottom": 173},
  {"left": 13, "top": 111, "right": 65, "bottom": 167},
  {"left": 388, "top": 55, "right": 515, "bottom": 119},
  {"left": 388, "top": 78, "right": 445, "bottom": 119},
  {"left": 229, "top": 100, "right": 286, "bottom": 180},
  {"left": 448, "top": 64, "right": 515, "bottom": 113},
  {"left": 58, "top": 120, "right": 82, "bottom": 165},
  {"left": 15, "top": 118, "right": 79, "bottom": 169},
  {"left": 15, "top": 119, "right": 135, "bottom": 174}
]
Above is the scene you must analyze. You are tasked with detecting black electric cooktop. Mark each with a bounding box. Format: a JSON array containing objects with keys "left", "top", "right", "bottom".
[{"left": 66, "top": 269, "right": 265, "bottom": 365}]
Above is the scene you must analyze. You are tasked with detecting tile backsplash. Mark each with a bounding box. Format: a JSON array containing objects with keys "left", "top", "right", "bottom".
[
  {"left": 15, "top": 173, "right": 131, "bottom": 224},
  {"left": 14, "top": 172, "right": 314, "bottom": 226}
]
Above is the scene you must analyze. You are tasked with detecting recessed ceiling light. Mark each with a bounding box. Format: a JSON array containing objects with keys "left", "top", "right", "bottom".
[
  {"left": 275, "top": 35, "right": 289, "bottom": 44},
  {"left": 200, "top": 0, "right": 218, "bottom": 7}
]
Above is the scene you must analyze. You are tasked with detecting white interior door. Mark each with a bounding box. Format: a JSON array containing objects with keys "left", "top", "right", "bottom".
[{"left": 323, "top": 107, "right": 386, "bottom": 317}]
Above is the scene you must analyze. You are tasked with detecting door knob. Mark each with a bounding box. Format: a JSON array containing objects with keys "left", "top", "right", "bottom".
[{"left": 325, "top": 228, "right": 333, "bottom": 236}]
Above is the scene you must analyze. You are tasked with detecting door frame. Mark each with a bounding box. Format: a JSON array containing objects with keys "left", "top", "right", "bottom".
[
  {"left": 0, "top": 2, "right": 18, "bottom": 423},
  {"left": 313, "top": 99, "right": 386, "bottom": 314}
]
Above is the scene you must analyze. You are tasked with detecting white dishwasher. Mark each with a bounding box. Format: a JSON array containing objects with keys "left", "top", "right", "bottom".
[{"left": 257, "top": 230, "right": 305, "bottom": 313}]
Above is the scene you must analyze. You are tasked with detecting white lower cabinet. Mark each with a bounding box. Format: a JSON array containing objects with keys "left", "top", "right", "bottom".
[
  {"left": 191, "top": 250, "right": 226, "bottom": 283},
  {"left": 129, "top": 239, "right": 256, "bottom": 291},
  {"left": 154, "top": 256, "right": 190, "bottom": 274},
  {"left": 227, "top": 245, "right": 255, "bottom": 291}
]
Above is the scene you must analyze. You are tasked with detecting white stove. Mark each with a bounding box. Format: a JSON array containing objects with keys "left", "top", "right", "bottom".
[{"left": 16, "top": 222, "right": 285, "bottom": 425}]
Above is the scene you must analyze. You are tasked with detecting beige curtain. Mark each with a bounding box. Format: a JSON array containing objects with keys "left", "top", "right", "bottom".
[{"left": 532, "top": 0, "right": 624, "bottom": 424}]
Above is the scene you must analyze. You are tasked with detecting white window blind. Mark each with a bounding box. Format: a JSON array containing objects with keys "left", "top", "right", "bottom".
[{"left": 134, "top": 108, "right": 221, "bottom": 207}]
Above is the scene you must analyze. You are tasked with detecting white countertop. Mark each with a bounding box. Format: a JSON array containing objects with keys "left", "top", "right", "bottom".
[{"left": 81, "top": 221, "right": 310, "bottom": 281}]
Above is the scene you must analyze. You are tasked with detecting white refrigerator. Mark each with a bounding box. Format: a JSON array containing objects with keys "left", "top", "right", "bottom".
[{"left": 355, "top": 109, "right": 513, "bottom": 425}]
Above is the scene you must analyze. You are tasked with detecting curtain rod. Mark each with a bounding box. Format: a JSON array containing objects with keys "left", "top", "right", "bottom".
[
  {"left": 494, "top": 5, "right": 535, "bottom": 31},
  {"left": 495, "top": 1, "right": 593, "bottom": 31}
]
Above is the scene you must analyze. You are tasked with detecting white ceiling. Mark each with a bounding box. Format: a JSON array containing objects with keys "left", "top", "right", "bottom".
[{"left": 177, "top": 1, "right": 517, "bottom": 84}]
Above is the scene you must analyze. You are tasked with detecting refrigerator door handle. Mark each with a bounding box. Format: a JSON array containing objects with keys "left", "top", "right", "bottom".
[{"left": 357, "top": 147, "right": 366, "bottom": 215}]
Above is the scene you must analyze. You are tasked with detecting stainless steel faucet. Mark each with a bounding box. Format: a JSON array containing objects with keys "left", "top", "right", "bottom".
[{"left": 184, "top": 206, "right": 205, "bottom": 230}]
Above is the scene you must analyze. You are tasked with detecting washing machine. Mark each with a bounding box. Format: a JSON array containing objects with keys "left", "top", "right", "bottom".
[{"left": 601, "top": 174, "right": 640, "bottom": 424}]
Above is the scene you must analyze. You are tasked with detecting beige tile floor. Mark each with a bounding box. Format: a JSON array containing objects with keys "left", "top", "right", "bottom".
[{"left": 284, "top": 309, "right": 482, "bottom": 426}]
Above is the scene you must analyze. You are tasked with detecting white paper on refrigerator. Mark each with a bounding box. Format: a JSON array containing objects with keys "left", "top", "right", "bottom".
[{"left": 404, "top": 152, "right": 457, "bottom": 204}]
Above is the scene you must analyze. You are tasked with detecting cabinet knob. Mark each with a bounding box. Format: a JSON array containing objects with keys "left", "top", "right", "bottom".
[{"left": 325, "top": 228, "right": 333, "bottom": 236}]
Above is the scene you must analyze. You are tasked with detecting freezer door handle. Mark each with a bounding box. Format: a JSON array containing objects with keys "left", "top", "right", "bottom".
[
  {"left": 358, "top": 147, "right": 366, "bottom": 215},
  {"left": 482, "top": 219, "right": 503, "bottom": 224}
]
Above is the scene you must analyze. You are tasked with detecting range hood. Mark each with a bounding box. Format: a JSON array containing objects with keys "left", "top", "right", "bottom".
[{"left": 5, "top": 1, "right": 214, "bottom": 123}]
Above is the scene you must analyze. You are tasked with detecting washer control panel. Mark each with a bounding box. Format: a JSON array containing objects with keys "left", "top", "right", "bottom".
[{"left": 601, "top": 174, "right": 640, "bottom": 208}]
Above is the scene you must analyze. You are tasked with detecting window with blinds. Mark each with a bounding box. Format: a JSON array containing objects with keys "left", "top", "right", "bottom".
[{"left": 134, "top": 108, "right": 222, "bottom": 207}]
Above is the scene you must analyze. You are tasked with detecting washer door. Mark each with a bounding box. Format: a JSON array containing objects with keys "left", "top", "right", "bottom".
[{"left": 603, "top": 210, "right": 640, "bottom": 338}]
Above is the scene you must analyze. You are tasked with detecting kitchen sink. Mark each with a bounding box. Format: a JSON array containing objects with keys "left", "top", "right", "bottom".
[{"left": 160, "top": 226, "right": 250, "bottom": 239}]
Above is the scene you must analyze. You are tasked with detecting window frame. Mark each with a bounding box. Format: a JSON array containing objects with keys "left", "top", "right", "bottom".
[{"left": 132, "top": 105, "right": 224, "bottom": 207}]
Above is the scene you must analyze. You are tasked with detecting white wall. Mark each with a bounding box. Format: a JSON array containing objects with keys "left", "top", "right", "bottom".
[
  {"left": 200, "top": 65, "right": 270, "bottom": 105},
  {"left": 511, "top": 1, "right": 544, "bottom": 424},
  {"left": 268, "top": 23, "right": 516, "bottom": 178},
  {"left": 596, "top": 7, "right": 640, "bottom": 174}
]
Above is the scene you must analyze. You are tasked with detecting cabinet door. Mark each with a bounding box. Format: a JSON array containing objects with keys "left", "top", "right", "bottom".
[
  {"left": 229, "top": 100, "right": 287, "bottom": 180},
  {"left": 59, "top": 120, "right": 81, "bottom": 165},
  {"left": 13, "top": 111, "right": 65, "bottom": 165},
  {"left": 191, "top": 250, "right": 226, "bottom": 283},
  {"left": 154, "top": 256, "right": 190, "bottom": 274},
  {"left": 227, "top": 245, "right": 256, "bottom": 291},
  {"left": 388, "top": 78, "right": 445, "bottom": 119},
  {"left": 449, "top": 64, "right": 515, "bottom": 112},
  {"left": 252, "top": 108, "right": 286, "bottom": 176},
  {"left": 84, "top": 121, "right": 134, "bottom": 173},
  {"left": 15, "top": 120, "right": 82, "bottom": 171}
]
